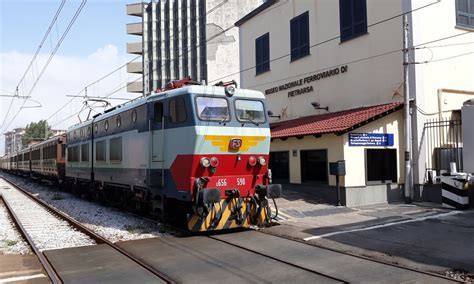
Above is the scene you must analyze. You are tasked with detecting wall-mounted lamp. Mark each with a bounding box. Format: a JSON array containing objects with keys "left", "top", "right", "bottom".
[
  {"left": 267, "top": 110, "right": 281, "bottom": 119},
  {"left": 311, "top": 102, "right": 329, "bottom": 111}
]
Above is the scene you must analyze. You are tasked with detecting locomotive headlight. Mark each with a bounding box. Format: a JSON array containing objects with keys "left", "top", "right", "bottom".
[
  {"left": 257, "top": 156, "right": 267, "bottom": 166},
  {"left": 225, "top": 85, "right": 235, "bottom": 97},
  {"left": 200, "top": 157, "right": 211, "bottom": 168},
  {"left": 210, "top": 157, "right": 219, "bottom": 167},
  {"left": 248, "top": 156, "right": 257, "bottom": 166}
]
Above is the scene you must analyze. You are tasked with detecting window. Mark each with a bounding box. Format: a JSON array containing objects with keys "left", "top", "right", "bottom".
[
  {"left": 132, "top": 109, "right": 137, "bottom": 123},
  {"left": 339, "top": 0, "right": 368, "bottom": 42},
  {"left": 154, "top": 102, "right": 163, "bottom": 124},
  {"left": 104, "top": 120, "right": 109, "bottom": 131},
  {"left": 235, "top": 100, "right": 266, "bottom": 124},
  {"left": 67, "top": 146, "right": 79, "bottom": 162},
  {"left": 196, "top": 97, "right": 229, "bottom": 121},
  {"left": 169, "top": 97, "right": 187, "bottom": 123},
  {"left": 109, "top": 137, "right": 122, "bottom": 162},
  {"left": 255, "top": 33, "right": 270, "bottom": 74},
  {"left": 81, "top": 143, "right": 89, "bottom": 162},
  {"left": 96, "top": 140, "right": 106, "bottom": 162},
  {"left": 456, "top": 0, "right": 474, "bottom": 28},
  {"left": 116, "top": 115, "right": 121, "bottom": 128},
  {"left": 94, "top": 124, "right": 98, "bottom": 134},
  {"left": 300, "top": 150, "right": 328, "bottom": 183},
  {"left": 366, "top": 149, "right": 397, "bottom": 183},
  {"left": 290, "top": 11, "right": 310, "bottom": 61}
]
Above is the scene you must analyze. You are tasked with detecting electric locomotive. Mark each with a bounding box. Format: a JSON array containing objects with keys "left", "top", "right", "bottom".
[{"left": 6, "top": 79, "right": 282, "bottom": 232}]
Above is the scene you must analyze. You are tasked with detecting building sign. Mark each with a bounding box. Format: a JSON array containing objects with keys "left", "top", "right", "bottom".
[
  {"left": 349, "top": 133, "right": 394, "bottom": 147},
  {"left": 265, "top": 65, "right": 348, "bottom": 97}
]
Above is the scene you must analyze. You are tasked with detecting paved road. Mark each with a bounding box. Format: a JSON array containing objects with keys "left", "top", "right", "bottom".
[{"left": 269, "top": 188, "right": 474, "bottom": 277}]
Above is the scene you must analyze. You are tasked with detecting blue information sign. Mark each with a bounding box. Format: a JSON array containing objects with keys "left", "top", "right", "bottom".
[{"left": 349, "top": 133, "right": 394, "bottom": 146}]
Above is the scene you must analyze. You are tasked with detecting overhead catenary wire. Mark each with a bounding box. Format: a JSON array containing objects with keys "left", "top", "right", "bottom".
[
  {"left": 0, "top": 1, "right": 66, "bottom": 131},
  {"left": 45, "top": 0, "right": 232, "bottom": 128},
  {"left": 245, "top": 30, "right": 473, "bottom": 90},
  {"left": 208, "top": 0, "right": 443, "bottom": 84},
  {"left": 2, "top": 0, "right": 87, "bottom": 134},
  {"left": 45, "top": 55, "right": 141, "bottom": 122}
]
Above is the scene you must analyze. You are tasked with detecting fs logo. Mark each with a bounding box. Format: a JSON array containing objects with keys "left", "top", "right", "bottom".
[{"left": 229, "top": 138, "right": 242, "bottom": 150}]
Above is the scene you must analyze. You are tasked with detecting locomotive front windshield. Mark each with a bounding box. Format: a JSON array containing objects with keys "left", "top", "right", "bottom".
[
  {"left": 235, "top": 99, "right": 265, "bottom": 123},
  {"left": 196, "top": 96, "right": 230, "bottom": 121}
]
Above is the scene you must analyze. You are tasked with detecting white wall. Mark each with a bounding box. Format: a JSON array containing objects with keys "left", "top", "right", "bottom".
[
  {"left": 409, "top": 0, "right": 474, "bottom": 184},
  {"left": 206, "top": 0, "right": 262, "bottom": 84},
  {"left": 239, "top": 0, "right": 404, "bottom": 120},
  {"left": 342, "top": 111, "right": 404, "bottom": 187}
]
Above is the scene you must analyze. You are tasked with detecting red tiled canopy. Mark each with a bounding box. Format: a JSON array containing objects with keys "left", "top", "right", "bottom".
[{"left": 270, "top": 102, "right": 403, "bottom": 139}]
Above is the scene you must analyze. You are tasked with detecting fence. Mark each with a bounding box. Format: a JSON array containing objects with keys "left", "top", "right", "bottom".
[{"left": 424, "top": 118, "right": 463, "bottom": 181}]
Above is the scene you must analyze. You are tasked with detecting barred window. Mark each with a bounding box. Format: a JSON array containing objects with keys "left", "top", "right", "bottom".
[
  {"left": 109, "top": 137, "right": 122, "bottom": 162},
  {"left": 366, "top": 149, "right": 397, "bottom": 183},
  {"left": 96, "top": 140, "right": 106, "bottom": 162}
]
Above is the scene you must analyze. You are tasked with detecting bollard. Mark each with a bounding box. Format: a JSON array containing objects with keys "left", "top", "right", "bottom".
[{"left": 441, "top": 174, "right": 469, "bottom": 210}]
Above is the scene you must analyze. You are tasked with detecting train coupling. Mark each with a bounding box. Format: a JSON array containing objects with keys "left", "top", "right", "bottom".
[
  {"left": 255, "top": 184, "right": 282, "bottom": 199},
  {"left": 225, "top": 189, "right": 240, "bottom": 198}
]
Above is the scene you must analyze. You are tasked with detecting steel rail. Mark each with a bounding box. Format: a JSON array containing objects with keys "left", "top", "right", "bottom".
[
  {"left": 0, "top": 194, "right": 61, "bottom": 284},
  {"left": 207, "top": 235, "right": 348, "bottom": 283},
  {"left": 258, "top": 230, "right": 464, "bottom": 283},
  {"left": 0, "top": 176, "right": 176, "bottom": 284}
]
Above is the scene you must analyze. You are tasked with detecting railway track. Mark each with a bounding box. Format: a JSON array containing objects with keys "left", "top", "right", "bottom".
[
  {"left": 0, "top": 177, "right": 175, "bottom": 284},
  {"left": 1, "top": 175, "right": 461, "bottom": 283}
]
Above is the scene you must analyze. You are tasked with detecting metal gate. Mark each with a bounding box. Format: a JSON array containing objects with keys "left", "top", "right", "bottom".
[{"left": 424, "top": 118, "right": 463, "bottom": 178}]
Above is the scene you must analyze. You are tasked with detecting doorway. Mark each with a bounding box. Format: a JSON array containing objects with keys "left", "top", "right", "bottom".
[
  {"left": 300, "top": 149, "right": 328, "bottom": 184},
  {"left": 269, "top": 151, "right": 289, "bottom": 182}
]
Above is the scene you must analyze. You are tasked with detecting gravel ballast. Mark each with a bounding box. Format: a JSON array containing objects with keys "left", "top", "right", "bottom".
[
  {"left": 0, "top": 202, "right": 31, "bottom": 255},
  {"left": 1, "top": 173, "right": 171, "bottom": 243},
  {"left": 1, "top": 179, "right": 96, "bottom": 251}
]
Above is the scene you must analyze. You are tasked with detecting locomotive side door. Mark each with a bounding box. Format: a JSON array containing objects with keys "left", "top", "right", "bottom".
[{"left": 151, "top": 102, "right": 164, "bottom": 163}]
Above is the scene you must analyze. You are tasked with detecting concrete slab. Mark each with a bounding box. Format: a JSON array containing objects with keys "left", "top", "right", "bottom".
[
  {"left": 43, "top": 244, "right": 164, "bottom": 284},
  {"left": 212, "top": 230, "right": 454, "bottom": 283},
  {"left": 117, "top": 236, "right": 341, "bottom": 283},
  {"left": 0, "top": 254, "right": 49, "bottom": 284}
]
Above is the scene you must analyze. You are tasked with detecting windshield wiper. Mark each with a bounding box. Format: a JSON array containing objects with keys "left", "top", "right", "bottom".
[
  {"left": 218, "top": 115, "right": 229, "bottom": 124},
  {"left": 240, "top": 118, "right": 259, "bottom": 126}
]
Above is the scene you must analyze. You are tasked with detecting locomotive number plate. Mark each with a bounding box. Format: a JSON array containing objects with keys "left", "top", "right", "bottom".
[{"left": 212, "top": 177, "right": 249, "bottom": 188}]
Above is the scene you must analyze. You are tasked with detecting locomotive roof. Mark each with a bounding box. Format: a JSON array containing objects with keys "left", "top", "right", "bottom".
[{"left": 68, "top": 85, "right": 264, "bottom": 132}]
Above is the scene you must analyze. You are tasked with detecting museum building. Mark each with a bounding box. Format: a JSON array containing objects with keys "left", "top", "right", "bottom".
[{"left": 234, "top": 0, "right": 474, "bottom": 206}]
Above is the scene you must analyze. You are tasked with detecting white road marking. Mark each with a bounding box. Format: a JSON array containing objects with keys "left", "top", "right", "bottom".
[
  {"left": 0, "top": 270, "right": 43, "bottom": 278},
  {"left": 303, "top": 210, "right": 462, "bottom": 241},
  {"left": 0, "top": 273, "right": 47, "bottom": 283},
  {"left": 277, "top": 210, "right": 294, "bottom": 220}
]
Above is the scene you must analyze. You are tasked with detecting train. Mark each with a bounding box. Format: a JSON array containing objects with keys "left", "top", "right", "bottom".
[{"left": 0, "top": 80, "right": 282, "bottom": 232}]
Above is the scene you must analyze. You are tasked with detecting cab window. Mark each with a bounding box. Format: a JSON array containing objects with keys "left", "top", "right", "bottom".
[
  {"left": 235, "top": 100, "right": 266, "bottom": 123},
  {"left": 196, "top": 97, "right": 229, "bottom": 121}
]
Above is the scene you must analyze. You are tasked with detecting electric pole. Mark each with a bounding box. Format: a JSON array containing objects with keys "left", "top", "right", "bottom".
[{"left": 403, "top": 14, "right": 412, "bottom": 203}]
